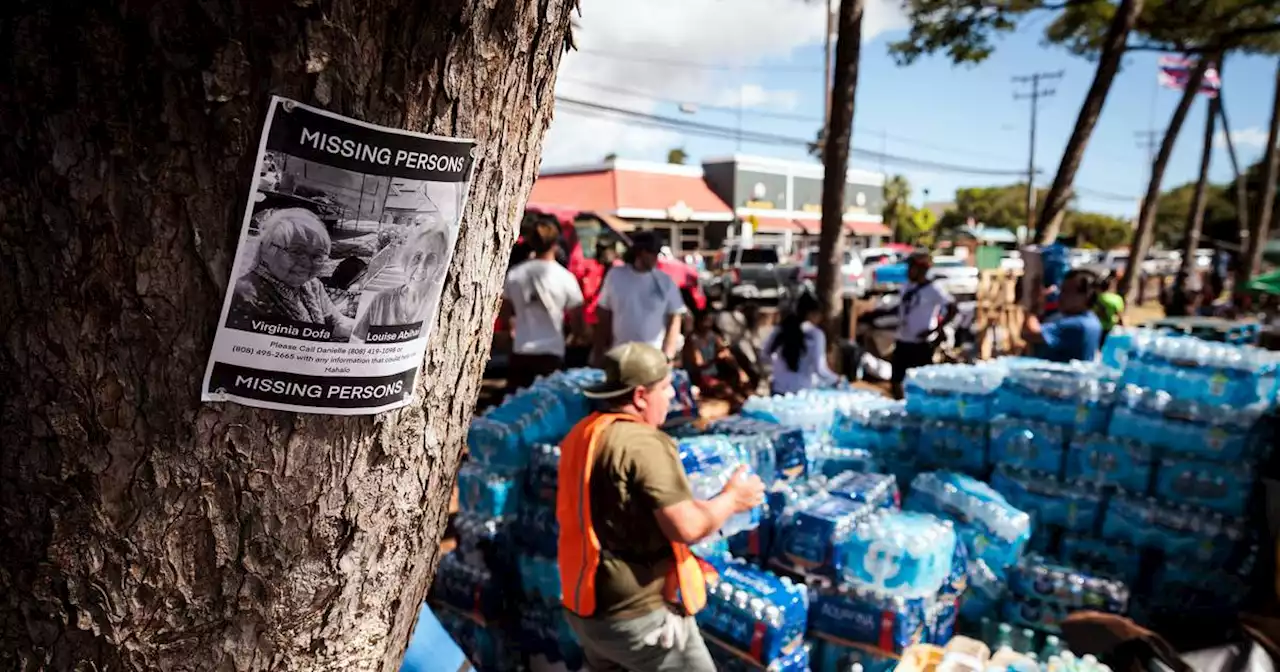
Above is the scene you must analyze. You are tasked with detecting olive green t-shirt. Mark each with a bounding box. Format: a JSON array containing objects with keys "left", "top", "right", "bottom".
[{"left": 587, "top": 420, "right": 694, "bottom": 620}]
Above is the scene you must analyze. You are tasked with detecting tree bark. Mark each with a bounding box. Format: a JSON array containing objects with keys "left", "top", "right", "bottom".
[
  {"left": 1036, "top": 0, "right": 1143, "bottom": 244},
  {"left": 818, "top": 0, "right": 865, "bottom": 340},
  {"left": 0, "top": 1, "right": 575, "bottom": 670},
  {"left": 1121, "top": 56, "right": 1209, "bottom": 306},
  {"left": 1214, "top": 61, "right": 1252, "bottom": 251},
  {"left": 1242, "top": 59, "right": 1280, "bottom": 284},
  {"left": 1176, "top": 95, "right": 1218, "bottom": 287}
]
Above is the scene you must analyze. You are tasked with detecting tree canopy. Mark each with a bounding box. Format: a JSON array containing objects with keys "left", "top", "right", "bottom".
[{"left": 934, "top": 182, "right": 1131, "bottom": 249}]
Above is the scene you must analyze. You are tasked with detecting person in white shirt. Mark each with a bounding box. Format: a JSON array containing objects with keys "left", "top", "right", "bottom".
[
  {"left": 502, "top": 219, "right": 584, "bottom": 393},
  {"left": 764, "top": 291, "right": 840, "bottom": 395},
  {"left": 891, "top": 252, "right": 956, "bottom": 398},
  {"left": 594, "top": 231, "right": 687, "bottom": 362}
]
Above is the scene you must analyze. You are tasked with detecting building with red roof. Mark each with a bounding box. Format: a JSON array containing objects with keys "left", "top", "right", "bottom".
[{"left": 527, "top": 155, "right": 890, "bottom": 258}]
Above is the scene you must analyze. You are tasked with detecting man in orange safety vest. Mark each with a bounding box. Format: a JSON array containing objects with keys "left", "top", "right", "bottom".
[{"left": 557, "top": 342, "right": 765, "bottom": 671}]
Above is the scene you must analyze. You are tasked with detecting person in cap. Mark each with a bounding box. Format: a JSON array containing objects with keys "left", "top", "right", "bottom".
[
  {"left": 593, "top": 231, "right": 687, "bottom": 364},
  {"left": 1022, "top": 268, "right": 1103, "bottom": 363},
  {"left": 891, "top": 251, "right": 956, "bottom": 398},
  {"left": 558, "top": 342, "right": 765, "bottom": 672}
]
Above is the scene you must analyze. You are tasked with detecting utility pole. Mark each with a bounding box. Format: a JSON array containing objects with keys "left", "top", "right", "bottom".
[
  {"left": 1013, "top": 71, "right": 1062, "bottom": 234},
  {"left": 1134, "top": 129, "right": 1161, "bottom": 219}
]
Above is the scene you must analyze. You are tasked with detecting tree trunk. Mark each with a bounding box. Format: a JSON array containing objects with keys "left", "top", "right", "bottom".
[
  {"left": 1215, "top": 59, "right": 1252, "bottom": 251},
  {"left": 1242, "top": 60, "right": 1280, "bottom": 284},
  {"left": 1176, "top": 95, "right": 1218, "bottom": 289},
  {"left": 1036, "top": 0, "right": 1143, "bottom": 244},
  {"left": 1120, "top": 57, "right": 1209, "bottom": 306},
  {"left": 818, "top": 0, "right": 865, "bottom": 340},
  {"left": 0, "top": 1, "right": 575, "bottom": 670}
]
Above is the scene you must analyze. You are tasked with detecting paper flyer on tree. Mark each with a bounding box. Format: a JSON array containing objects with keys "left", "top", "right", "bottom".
[{"left": 201, "top": 96, "right": 476, "bottom": 414}]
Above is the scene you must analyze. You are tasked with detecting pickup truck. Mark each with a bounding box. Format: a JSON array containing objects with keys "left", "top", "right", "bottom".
[{"left": 718, "top": 246, "right": 799, "bottom": 306}]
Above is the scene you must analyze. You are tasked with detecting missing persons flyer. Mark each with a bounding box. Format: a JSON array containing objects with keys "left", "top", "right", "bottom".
[{"left": 201, "top": 96, "right": 477, "bottom": 414}]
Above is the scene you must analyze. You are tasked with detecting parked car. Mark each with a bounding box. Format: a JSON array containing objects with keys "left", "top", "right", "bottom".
[
  {"left": 929, "top": 255, "right": 980, "bottom": 298},
  {"left": 717, "top": 245, "right": 799, "bottom": 306},
  {"left": 800, "top": 249, "right": 867, "bottom": 297}
]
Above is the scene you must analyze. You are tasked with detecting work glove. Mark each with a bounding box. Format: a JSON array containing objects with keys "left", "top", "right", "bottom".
[{"left": 641, "top": 610, "right": 692, "bottom": 651}]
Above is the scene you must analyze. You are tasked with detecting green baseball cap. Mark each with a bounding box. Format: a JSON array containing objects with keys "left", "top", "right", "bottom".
[{"left": 583, "top": 342, "right": 671, "bottom": 399}]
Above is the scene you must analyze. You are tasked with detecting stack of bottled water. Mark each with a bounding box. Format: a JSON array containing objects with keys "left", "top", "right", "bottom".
[
  {"left": 456, "top": 462, "right": 522, "bottom": 518},
  {"left": 1100, "top": 494, "right": 1248, "bottom": 567},
  {"left": 1057, "top": 533, "right": 1143, "bottom": 585},
  {"left": 779, "top": 494, "right": 877, "bottom": 575},
  {"left": 808, "top": 443, "right": 879, "bottom": 479},
  {"left": 992, "top": 361, "right": 1118, "bottom": 434},
  {"left": 1002, "top": 555, "right": 1130, "bottom": 634},
  {"left": 743, "top": 477, "right": 830, "bottom": 564},
  {"left": 678, "top": 435, "right": 763, "bottom": 538},
  {"left": 466, "top": 368, "right": 603, "bottom": 469},
  {"left": 839, "top": 510, "right": 958, "bottom": 598},
  {"left": 429, "top": 552, "right": 505, "bottom": 624},
  {"left": 832, "top": 398, "right": 917, "bottom": 452},
  {"left": 917, "top": 418, "right": 989, "bottom": 475},
  {"left": 904, "top": 472, "right": 1032, "bottom": 576},
  {"left": 1109, "top": 386, "right": 1264, "bottom": 462},
  {"left": 696, "top": 557, "right": 810, "bottom": 668},
  {"left": 1153, "top": 453, "right": 1254, "bottom": 516},
  {"left": 825, "top": 471, "right": 899, "bottom": 510},
  {"left": 743, "top": 388, "right": 882, "bottom": 432},
  {"left": 516, "top": 601, "right": 584, "bottom": 670},
  {"left": 989, "top": 467, "right": 1105, "bottom": 535},
  {"left": 988, "top": 415, "right": 1069, "bottom": 476},
  {"left": 1064, "top": 434, "right": 1154, "bottom": 494},
  {"left": 904, "top": 363, "right": 1005, "bottom": 422},
  {"left": 708, "top": 415, "right": 808, "bottom": 482},
  {"left": 435, "top": 606, "right": 516, "bottom": 672},
  {"left": 709, "top": 639, "right": 811, "bottom": 672},
  {"left": 809, "top": 584, "right": 929, "bottom": 656},
  {"left": 1121, "top": 332, "right": 1280, "bottom": 407}
]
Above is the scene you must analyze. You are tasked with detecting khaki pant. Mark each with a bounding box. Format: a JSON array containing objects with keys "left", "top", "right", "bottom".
[{"left": 564, "top": 608, "right": 717, "bottom": 672}]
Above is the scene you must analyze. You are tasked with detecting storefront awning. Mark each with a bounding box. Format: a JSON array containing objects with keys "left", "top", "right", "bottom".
[{"left": 848, "top": 221, "right": 892, "bottom": 237}]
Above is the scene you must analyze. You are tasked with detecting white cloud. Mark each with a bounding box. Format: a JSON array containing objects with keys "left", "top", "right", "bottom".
[
  {"left": 542, "top": 0, "right": 908, "bottom": 167},
  {"left": 713, "top": 84, "right": 801, "bottom": 111},
  {"left": 1214, "top": 126, "right": 1270, "bottom": 150}
]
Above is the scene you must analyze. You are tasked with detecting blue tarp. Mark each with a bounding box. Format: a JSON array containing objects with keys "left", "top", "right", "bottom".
[{"left": 401, "top": 603, "right": 469, "bottom": 672}]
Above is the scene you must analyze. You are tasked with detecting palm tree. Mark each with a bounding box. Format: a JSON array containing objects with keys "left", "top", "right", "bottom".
[
  {"left": 883, "top": 175, "right": 911, "bottom": 242},
  {"left": 1036, "top": 0, "right": 1144, "bottom": 244},
  {"left": 1243, "top": 60, "right": 1280, "bottom": 283}
]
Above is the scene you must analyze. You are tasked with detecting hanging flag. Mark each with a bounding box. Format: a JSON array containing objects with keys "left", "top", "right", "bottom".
[{"left": 1158, "top": 56, "right": 1221, "bottom": 97}]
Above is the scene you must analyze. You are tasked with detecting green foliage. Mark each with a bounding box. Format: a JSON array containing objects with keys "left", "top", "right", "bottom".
[
  {"left": 667, "top": 147, "right": 688, "bottom": 165},
  {"left": 906, "top": 206, "right": 940, "bottom": 246},
  {"left": 883, "top": 174, "right": 912, "bottom": 238},
  {"left": 1063, "top": 211, "right": 1131, "bottom": 249},
  {"left": 947, "top": 183, "right": 1046, "bottom": 231},
  {"left": 889, "top": 0, "right": 1053, "bottom": 65},
  {"left": 892, "top": 0, "right": 1280, "bottom": 66},
  {"left": 603, "top": 152, "right": 618, "bottom": 161},
  {"left": 1152, "top": 182, "right": 1238, "bottom": 247},
  {"left": 1047, "top": 0, "right": 1280, "bottom": 56}
]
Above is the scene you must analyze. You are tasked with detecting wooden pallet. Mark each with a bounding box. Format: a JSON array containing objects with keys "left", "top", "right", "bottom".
[{"left": 974, "top": 269, "right": 1026, "bottom": 360}]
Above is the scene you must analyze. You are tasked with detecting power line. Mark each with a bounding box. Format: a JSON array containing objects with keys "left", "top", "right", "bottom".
[
  {"left": 557, "top": 77, "right": 1024, "bottom": 163},
  {"left": 554, "top": 97, "right": 1035, "bottom": 177},
  {"left": 1013, "top": 70, "right": 1063, "bottom": 231},
  {"left": 575, "top": 48, "right": 823, "bottom": 73}
]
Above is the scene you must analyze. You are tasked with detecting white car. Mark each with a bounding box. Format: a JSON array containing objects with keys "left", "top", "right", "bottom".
[
  {"left": 801, "top": 249, "right": 867, "bottom": 296},
  {"left": 929, "top": 255, "right": 979, "bottom": 298}
]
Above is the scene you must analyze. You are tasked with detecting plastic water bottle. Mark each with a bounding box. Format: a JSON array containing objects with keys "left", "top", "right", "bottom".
[
  {"left": 838, "top": 510, "right": 958, "bottom": 598},
  {"left": 696, "top": 558, "right": 808, "bottom": 667},
  {"left": 904, "top": 472, "right": 1031, "bottom": 574}
]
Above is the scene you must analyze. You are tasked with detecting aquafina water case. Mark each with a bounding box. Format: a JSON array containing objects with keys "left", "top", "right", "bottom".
[
  {"left": 838, "top": 510, "right": 957, "bottom": 598},
  {"left": 989, "top": 466, "right": 1105, "bottom": 535},
  {"left": 905, "top": 363, "right": 1004, "bottom": 422},
  {"left": 697, "top": 557, "right": 809, "bottom": 667},
  {"left": 1064, "top": 433, "right": 1154, "bottom": 494},
  {"left": 456, "top": 462, "right": 523, "bottom": 518}
]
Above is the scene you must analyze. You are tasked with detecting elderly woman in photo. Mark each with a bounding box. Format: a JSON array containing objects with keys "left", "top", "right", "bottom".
[
  {"left": 227, "top": 207, "right": 353, "bottom": 341},
  {"left": 353, "top": 228, "right": 449, "bottom": 341}
]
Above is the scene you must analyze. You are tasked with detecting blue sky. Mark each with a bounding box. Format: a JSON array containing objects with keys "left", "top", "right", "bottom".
[{"left": 542, "top": 1, "right": 1276, "bottom": 219}]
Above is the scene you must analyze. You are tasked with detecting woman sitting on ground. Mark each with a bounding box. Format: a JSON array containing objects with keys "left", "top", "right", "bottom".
[
  {"left": 683, "top": 309, "right": 753, "bottom": 409},
  {"left": 763, "top": 291, "right": 840, "bottom": 395}
]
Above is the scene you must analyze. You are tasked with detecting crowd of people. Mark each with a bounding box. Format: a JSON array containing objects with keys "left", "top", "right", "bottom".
[{"left": 495, "top": 220, "right": 1277, "bottom": 671}]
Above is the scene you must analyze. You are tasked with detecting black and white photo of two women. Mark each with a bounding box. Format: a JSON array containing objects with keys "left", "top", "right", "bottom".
[{"left": 225, "top": 150, "right": 462, "bottom": 343}]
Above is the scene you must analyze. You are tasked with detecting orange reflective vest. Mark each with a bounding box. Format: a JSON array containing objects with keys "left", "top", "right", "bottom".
[{"left": 557, "top": 412, "right": 716, "bottom": 618}]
